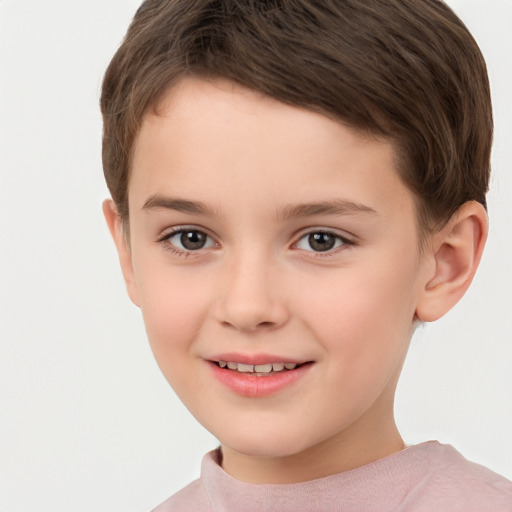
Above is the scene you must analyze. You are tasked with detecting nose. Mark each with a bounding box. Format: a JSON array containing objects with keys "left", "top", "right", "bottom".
[{"left": 214, "top": 251, "right": 290, "bottom": 333}]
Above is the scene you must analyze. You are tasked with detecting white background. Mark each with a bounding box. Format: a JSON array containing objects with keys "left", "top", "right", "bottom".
[{"left": 0, "top": 1, "right": 511, "bottom": 511}]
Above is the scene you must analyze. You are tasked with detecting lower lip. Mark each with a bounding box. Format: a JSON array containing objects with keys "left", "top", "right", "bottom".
[{"left": 208, "top": 362, "right": 312, "bottom": 397}]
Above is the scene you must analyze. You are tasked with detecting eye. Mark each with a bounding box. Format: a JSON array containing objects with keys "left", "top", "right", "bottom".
[
  {"left": 162, "top": 229, "right": 216, "bottom": 252},
  {"left": 296, "top": 231, "right": 348, "bottom": 253}
]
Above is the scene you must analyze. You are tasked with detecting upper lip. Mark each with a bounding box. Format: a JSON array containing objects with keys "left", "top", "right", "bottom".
[{"left": 207, "top": 353, "right": 311, "bottom": 365}]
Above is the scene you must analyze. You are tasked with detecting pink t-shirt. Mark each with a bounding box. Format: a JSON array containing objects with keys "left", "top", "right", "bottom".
[{"left": 153, "top": 441, "right": 512, "bottom": 511}]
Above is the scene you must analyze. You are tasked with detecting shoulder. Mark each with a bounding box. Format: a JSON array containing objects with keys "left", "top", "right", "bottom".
[
  {"left": 151, "top": 478, "right": 210, "bottom": 512},
  {"left": 407, "top": 442, "right": 512, "bottom": 512}
]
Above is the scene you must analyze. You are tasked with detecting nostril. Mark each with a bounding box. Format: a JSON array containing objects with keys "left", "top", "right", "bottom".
[
  {"left": 220, "top": 319, "right": 278, "bottom": 332},
  {"left": 215, "top": 293, "right": 290, "bottom": 332}
]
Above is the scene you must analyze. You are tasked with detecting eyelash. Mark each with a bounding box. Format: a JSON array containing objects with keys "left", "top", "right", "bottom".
[
  {"left": 293, "top": 230, "right": 355, "bottom": 256},
  {"left": 157, "top": 227, "right": 217, "bottom": 258},
  {"left": 157, "top": 227, "right": 355, "bottom": 258}
]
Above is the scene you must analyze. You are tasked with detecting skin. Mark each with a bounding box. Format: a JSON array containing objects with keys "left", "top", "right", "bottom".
[{"left": 104, "top": 77, "right": 488, "bottom": 484}]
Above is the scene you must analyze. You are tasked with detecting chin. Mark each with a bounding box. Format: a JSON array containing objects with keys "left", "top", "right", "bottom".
[{"left": 217, "top": 426, "right": 319, "bottom": 459}]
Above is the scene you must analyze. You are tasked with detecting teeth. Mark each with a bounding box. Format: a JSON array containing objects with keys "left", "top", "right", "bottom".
[
  {"left": 254, "top": 364, "right": 273, "bottom": 373},
  {"left": 218, "top": 361, "right": 301, "bottom": 373}
]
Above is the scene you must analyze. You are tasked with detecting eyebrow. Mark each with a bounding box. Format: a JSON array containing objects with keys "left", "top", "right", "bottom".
[
  {"left": 143, "top": 195, "right": 220, "bottom": 217},
  {"left": 277, "top": 199, "right": 377, "bottom": 220},
  {"left": 142, "top": 194, "right": 377, "bottom": 219}
]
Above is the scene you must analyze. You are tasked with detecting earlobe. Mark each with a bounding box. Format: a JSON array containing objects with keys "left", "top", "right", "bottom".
[
  {"left": 102, "top": 199, "right": 140, "bottom": 307},
  {"left": 415, "top": 201, "right": 488, "bottom": 322}
]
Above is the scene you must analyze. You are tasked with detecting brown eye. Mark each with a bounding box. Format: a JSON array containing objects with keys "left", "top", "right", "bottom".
[
  {"left": 308, "top": 233, "right": 336, "bottom": 252},
  {"left": 296, "top": 231, "right": 347, "bottom": 253},
  {"left": 180, "top": 230, "right": 207, "bottom": 250},
  {"left": 163, "top": 229, "right": 215, "bottom": 252}
]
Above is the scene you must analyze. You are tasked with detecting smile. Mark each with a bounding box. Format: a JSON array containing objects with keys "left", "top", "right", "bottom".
[
  {"left": 209, "top": 359, "right": 313, "bottom": 397},
  {"left": 215, "top": 361, "right": 300, "bottom": 375}
]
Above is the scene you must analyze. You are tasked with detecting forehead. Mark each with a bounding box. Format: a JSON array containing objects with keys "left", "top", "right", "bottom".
[{"left": 129, "top": 77, "right": 416, "bottom": 224}]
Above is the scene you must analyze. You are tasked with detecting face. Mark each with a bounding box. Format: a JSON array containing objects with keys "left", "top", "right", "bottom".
[{"left": 111, "top": 77, "right": 434, "bottom": 482}]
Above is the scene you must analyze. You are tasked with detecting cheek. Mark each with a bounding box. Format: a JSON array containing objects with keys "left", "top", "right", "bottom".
[
  {"left": 133, "top": 259, "right": 211, "bottom": 372},
  {"left": 297, "top": 260, "right": 418, "bottom": 371}
]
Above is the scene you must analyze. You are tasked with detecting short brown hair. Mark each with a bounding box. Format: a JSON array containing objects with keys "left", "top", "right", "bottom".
[{"left": 101, "top": 0, "right": 492, "bottom": 233}]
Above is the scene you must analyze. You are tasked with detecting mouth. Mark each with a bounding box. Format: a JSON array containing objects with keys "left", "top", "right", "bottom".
[
  {"left": 208, "top": 357, "right": 313, "bottom": 397},
  {"left": 212, "top": 360, "right": 309, "bottom": 376}
]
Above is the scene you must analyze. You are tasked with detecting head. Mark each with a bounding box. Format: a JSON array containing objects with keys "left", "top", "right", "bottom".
[{"left": 101, "top": 0, "right": 492, "bottom": 482}]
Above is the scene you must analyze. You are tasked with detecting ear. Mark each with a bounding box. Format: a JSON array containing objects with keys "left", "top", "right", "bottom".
[
  {"left": 415, "top": 201, "right": 488, "bottom": 322},
  {"left": 102, "top": 199, "right": 140, "bottom": 307}
]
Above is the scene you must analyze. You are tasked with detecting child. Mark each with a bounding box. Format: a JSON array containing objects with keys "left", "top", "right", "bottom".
[{"left": 100, "top": 0, "right": 512, "bottom": 510}]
